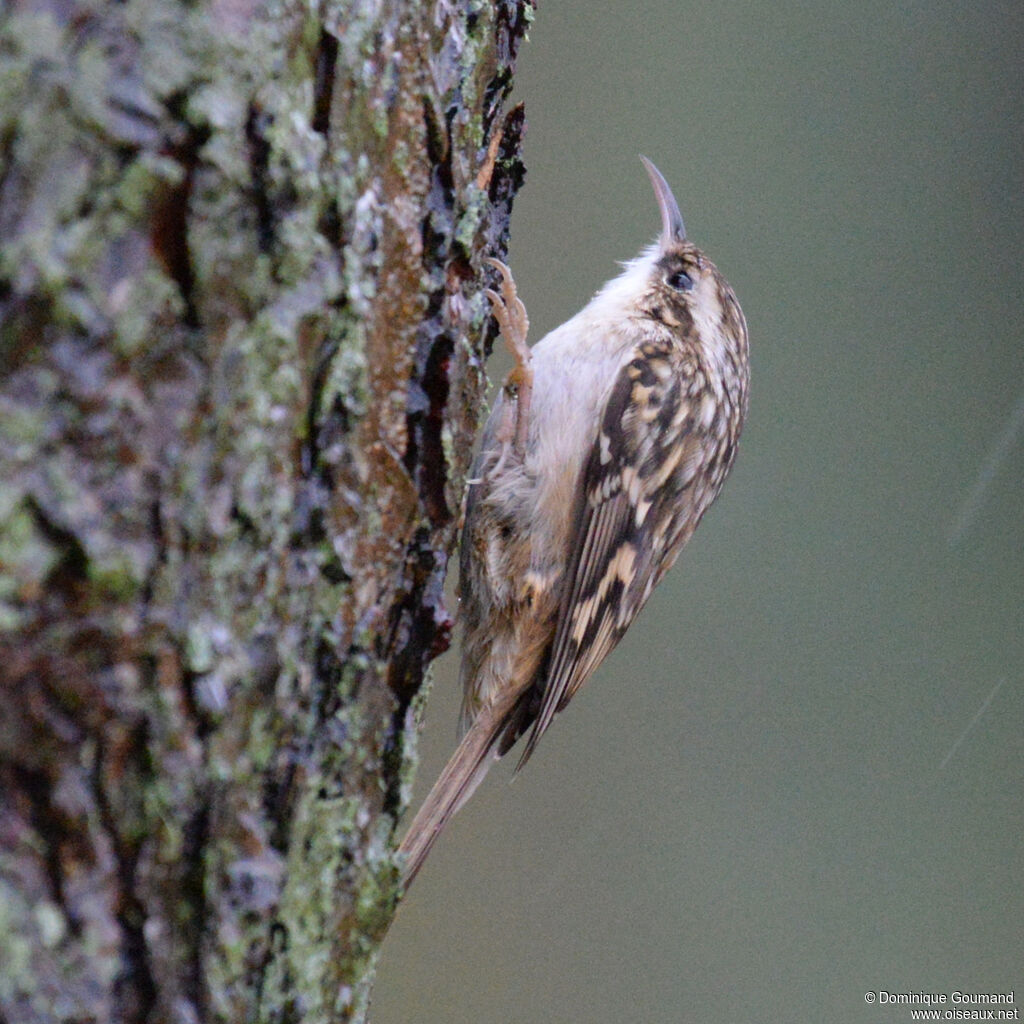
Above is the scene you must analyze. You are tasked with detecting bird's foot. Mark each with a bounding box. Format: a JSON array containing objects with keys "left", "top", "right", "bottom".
[{"left": 484, "top": 258, "right": 532, "bottom": 458}]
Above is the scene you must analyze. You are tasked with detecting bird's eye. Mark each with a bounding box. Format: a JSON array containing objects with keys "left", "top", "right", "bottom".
[{"left": 666, "top": 269, "right": 694, "bottom": 292}]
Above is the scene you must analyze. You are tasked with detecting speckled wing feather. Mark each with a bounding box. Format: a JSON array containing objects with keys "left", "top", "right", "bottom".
[{"left": 516, "top": 337, "right": 707, "bottom": 767}]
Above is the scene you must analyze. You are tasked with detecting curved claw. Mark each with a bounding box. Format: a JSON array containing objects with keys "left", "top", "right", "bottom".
[
  {"left": 483, "top": 258, "right": 530, "bottom": 348},
  {"left": 482, "top": 258, "right": 533, "bottom": 458}
]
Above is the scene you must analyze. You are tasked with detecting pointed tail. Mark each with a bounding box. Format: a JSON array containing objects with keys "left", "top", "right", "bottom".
[{"left": 398, "top": 692, "right": 519, "bottom": 888}]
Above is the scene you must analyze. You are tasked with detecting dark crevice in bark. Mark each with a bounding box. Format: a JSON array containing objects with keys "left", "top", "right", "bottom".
[
  {"left": 94, "top": 724, "right": 158, "bottom": 1024},
  {"left": 312, "top": 636, "right": 349, "bottom": 725},
  {"left": 151, "top": 110, "right": 208, "bottom": 328},
  {"left": 0, "top": 296, "right": 55, "bottom": 376},
  {"left": 263, "top": 759, "right": 298, "bottom": 856},
  {"left": 403, "top": 323, "right": 453, "bottom": 526},
  {"left": 320, "top": 197, "right": 343, "bottom": 251},
  {"left": 138, "top": 485, "right": 166, "bottom": 609},
  {"left": 381, "top": 537, "right": 453, "bottom": 814},
  {"left": 489, "top": 104, "right": 527, "bottom": 204},
  {"left": 245, "top": 103, "right": 276, "bottom": 255},
  {"left": 181, "top": 668, "right": 217, "bottom": 740},
  {"left": 0, "top": 122, "right": 17, "bottom": 216},
  {"left": 230, "top": 502, "right": 260, "bottom": 540},
  {"left": 7, "top": 765, "right": 80, "bottom": 935},
  {"left": 298, "top": 336, "right": 356, "bottom": 583},
  {"left": 258, "top": 922, "right": 297, "bottom": 1022},
  {"left": 421, "top": 102, "right": 454, "bottom": 229},
  {"left": 484, "top": 1, "right": 534, "bottom": 133},
  {"left": 477, "top": 103, "right": 527, "bottom": 282},
  {"left": 26, "top": 494, "right": 90, "bottom": 590},
  {"left": 180, "top": 799, "right": 210, "bottom": 1018},
  {"left": 406, "top": 100, "right": 455, "bottom": 525},
  {"left": 311, "top": 29, "right": 338, "bottom": 138},
  {"left": 305, "top": 335, "right": 345, "bottom": 485},
  {"left": 381, "top": 94, "right": 463, "bottom": 743}
]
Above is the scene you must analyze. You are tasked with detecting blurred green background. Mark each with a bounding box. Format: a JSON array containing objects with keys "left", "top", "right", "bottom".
[{"left": 375, "top": 2, "right": 1023, "bottom": 1021}]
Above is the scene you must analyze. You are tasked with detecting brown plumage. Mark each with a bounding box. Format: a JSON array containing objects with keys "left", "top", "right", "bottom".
[{"left": 399, "top": 157, "right": 750, "bottom": 886}]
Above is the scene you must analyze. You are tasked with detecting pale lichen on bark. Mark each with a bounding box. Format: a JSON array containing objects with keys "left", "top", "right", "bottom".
[{"left": 0, "top": 0, "right": 532, "bottom": 1020}]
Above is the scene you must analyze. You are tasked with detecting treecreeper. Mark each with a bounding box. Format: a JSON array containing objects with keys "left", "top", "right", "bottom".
[{"left": 399, "top": 157, "right": 750, "bottom": 886}]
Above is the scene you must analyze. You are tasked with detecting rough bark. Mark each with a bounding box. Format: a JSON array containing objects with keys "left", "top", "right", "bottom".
[{"left": 0, "top": 0, "right": 530, "bottom": 1021}]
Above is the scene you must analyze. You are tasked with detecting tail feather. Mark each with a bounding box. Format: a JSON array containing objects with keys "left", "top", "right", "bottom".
[{"left": 398, "top": 692, "right": 519, "bottom": 888}]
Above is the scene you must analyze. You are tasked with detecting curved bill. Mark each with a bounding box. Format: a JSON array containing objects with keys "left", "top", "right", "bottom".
[{"left": 640, "top": 155, "right": 686, "bottom": 245}]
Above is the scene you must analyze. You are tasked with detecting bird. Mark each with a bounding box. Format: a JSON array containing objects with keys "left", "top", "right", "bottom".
[{"left": 398, "top": 156, "right": 750, "bottom": 887}]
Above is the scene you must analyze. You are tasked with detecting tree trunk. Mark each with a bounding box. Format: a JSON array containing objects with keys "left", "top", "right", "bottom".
[{"left": 0, "top": 1, "right": 530, "bottom": 1020}]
